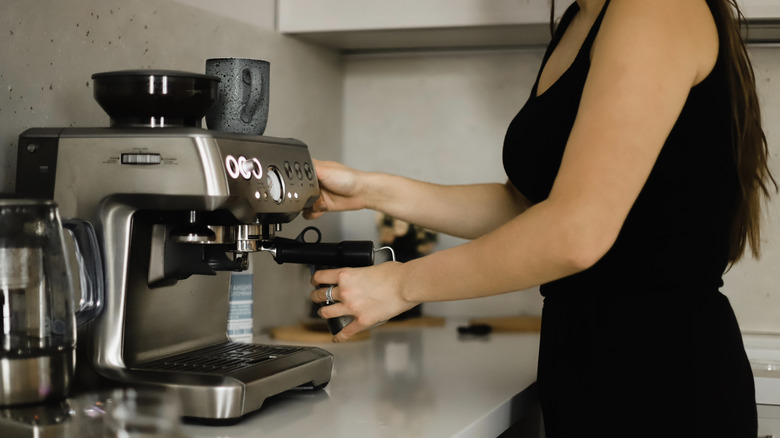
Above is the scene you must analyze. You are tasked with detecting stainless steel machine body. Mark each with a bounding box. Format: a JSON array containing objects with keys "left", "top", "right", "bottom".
[{"left": 15, "top": 127, "right": 333, "bottom": 420}]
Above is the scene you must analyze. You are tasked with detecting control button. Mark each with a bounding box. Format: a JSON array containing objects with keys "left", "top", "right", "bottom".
[
  {"left": 304, "top": 162, "right": 314, "bottom": 180},
  {"left": 251, "top": 158, "right": 263, "bottom": 179},
  {"left": 225, "top": 155, "right": 240, "bottom": 179},
  {"left": 238, "top": 156, "right": 252, "bottom": 179},
  {"left": 283, "top": 161, "right": 294, "bottom": 180},
  {"left": 121, "top": 153, "right": 162, "bottom": 165},
  {"left": 294, "top": 162, "right": 303, "bottom": 180}
]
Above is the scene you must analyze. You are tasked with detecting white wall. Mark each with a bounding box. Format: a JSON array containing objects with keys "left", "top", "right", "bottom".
[
  {"left": 341, "top": 49, "right": 547, "bottom": 318},
  {"left": 0, "top": 0, "right": 344, "bottom": 332},
  {"left": 340, "top": 45, "right": 780, "bottom": 330},
  {"left": 722, "top": 45, "right": 780, "bottom": 334}
]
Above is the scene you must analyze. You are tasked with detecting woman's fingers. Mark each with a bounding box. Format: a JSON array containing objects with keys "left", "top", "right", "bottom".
[{"left": 311, "top": 268, "right": 346, "bottom": 289}]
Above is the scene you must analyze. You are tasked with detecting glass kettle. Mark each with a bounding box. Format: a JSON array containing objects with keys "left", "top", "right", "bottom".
[{"left": 0, "top": 199, "right": 103, "bottom": 406}]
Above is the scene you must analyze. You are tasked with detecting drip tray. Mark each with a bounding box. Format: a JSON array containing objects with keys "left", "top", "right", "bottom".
[
  {"left": 128, "top": 342, "right": 334, "bottom": 419},
  {"left": 139, "top": 342, "right": 307, "bottom": 375}
]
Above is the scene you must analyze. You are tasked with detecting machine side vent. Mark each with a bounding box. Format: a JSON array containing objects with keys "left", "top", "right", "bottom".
[{"left": 137, "top": 342, "right": 305, "bottom": 375}]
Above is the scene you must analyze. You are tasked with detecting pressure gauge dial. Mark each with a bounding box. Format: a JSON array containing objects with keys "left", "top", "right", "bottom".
[{"left": 266, "top": 166, "right": 285, "bottom": 204}]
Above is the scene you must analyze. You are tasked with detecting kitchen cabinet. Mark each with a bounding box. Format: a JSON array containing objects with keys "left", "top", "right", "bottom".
[
  {"left": 276, "top": 0, "right": 560, "bottom": 51},
  {"left": 277, "top": 0, "right": 780, "bottom": 51},
  {"left": 740, "top": 0, "right": 780, "bottom": 19},
  {"left": 740, "top": 0, "right": 780, "bottom": 43}
]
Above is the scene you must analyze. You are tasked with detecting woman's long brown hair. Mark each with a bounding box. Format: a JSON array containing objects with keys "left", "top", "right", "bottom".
[
  {"left": 549, "top": 0, "right": 775, "bottom": 262},
  {"left": 709, "top": 0, "right": 776, "bottom": 263}
]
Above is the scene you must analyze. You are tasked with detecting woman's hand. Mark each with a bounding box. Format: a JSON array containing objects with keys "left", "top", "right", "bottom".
[
  {"left": 303, "top": 160, "right": 368, "bottom": 220},
  {"left": 311, "top": 262, "right": 419, "bottom": 342}
]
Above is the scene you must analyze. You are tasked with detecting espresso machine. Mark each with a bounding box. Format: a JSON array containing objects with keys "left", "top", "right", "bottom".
[{"left": 12, "top": 70, "right": 355, "bottom": 421}]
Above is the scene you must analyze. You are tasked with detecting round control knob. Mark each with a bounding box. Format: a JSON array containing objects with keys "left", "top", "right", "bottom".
[{"left": 266, "top": 166, "right": 285, "bottom": 204}]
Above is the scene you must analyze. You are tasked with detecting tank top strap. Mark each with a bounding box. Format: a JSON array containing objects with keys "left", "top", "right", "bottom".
[
  {"left": 579, "top": 0, "right": 612, "bottom": 58},
  {"left": 549, "top": 3, "right": 581, "bottom": 55},
  {"left": 531, "top": 0, "right": 612, "bottom": 98}
]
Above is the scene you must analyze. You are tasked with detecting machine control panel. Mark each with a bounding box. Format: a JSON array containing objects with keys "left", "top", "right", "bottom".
[
  {"left": 215, "top": 136, "right": 319, "bottom": 218},
  {"left": 15, "top": 128, "right": 320, "bottom": 223},
  {"left": 224, "top": 151, "right": 315, "bottom": 206}
]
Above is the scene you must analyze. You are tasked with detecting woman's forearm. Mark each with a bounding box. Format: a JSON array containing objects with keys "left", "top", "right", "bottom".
[
  {"left": 397, "top": 196, "right": 616, "bottom": 304},
  {"left": 360, "top": 172, "right": 531, "bottom": 239}
]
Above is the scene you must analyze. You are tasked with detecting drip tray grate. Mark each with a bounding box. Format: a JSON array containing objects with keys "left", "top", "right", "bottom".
[{"left": 137, "top": 342, "right": 305, "bottom": 375}]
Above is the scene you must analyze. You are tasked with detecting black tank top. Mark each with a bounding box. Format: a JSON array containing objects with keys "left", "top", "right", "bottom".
[{"left": 502, "top": 1, "right": 739, "bottom": 298}]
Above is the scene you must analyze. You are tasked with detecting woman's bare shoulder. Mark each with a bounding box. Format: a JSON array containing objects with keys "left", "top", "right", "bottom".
[{"left": 596, "top": 0, "right": 719, "bottom": 84}]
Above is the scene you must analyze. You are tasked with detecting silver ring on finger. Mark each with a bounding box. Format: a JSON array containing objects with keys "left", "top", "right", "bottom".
[{"left": 325, "top": 285, "right": 334, "bottom": 303}]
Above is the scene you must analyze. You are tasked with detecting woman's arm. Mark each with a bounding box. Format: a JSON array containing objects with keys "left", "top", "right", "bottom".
[
  {"left": 398, "top": 0, "right": 719, "bottom": 297},
  {"left": 304, "top": 160, "right": 532, "bottom": 239},
  {"left": 314, "top": 0, "right": 719, "bottom": 341}
]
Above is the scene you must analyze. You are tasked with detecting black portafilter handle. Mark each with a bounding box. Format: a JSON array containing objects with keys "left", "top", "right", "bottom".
[
  {"left": 269, "top": 238, "right": 375, "bottom": 268},
  {"left": 266, "top": 228, "right": 377, "bottom": 335}
]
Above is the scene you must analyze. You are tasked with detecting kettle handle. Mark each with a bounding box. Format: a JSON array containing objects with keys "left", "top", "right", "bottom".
[{"left": 62, "top": 218, "right": 104, "bottom": 326}]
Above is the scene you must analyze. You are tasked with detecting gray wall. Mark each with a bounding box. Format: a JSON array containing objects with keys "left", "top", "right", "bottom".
[
  {"left": 0, "top": 0, "right": 344, "bottom": 332},
  {"left": 340, "top": 45, "right": 780, "bottom": 331}
]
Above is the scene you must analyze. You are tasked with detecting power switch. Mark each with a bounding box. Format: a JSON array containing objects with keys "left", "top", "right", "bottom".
[{"left": 121, "top": 153, "right": 162, "bottom": 165}]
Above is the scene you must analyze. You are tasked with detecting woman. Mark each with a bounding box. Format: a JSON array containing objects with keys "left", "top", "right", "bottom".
[{"left": 305, "top": 0, "right": 773, "bottom": 435}]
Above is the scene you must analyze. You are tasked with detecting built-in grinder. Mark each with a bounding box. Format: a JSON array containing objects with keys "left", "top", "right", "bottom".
[{"left": 15, "top": 126, "right": 335, "bottom": 420}]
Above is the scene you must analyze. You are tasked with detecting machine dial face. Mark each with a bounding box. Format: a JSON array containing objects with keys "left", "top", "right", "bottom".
[{"left": 266, "top": 166, "right": 285, "bottom": 204}]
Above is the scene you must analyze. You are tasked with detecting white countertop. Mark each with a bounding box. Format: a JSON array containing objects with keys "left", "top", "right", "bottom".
[
  {"left": 180, "top": 320, "right": 541, "bottom": 438},
  {"left": 7, "top": 325, "right": 778, "bottom": 437}
]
